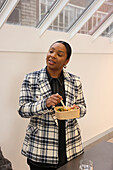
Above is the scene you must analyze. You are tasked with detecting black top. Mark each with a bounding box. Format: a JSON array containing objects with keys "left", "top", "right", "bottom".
[{"left": 46, "top": 68, "right": 67, "bottom": 168}]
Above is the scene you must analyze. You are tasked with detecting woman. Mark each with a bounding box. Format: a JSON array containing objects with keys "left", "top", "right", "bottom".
[{"left": 18, "top": 41, "right": 86, "bottom": 170}]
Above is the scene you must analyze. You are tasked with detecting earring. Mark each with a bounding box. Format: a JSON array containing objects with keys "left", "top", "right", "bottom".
[{"left": 64, "top": 65, "right": 67, "bottom": 69}]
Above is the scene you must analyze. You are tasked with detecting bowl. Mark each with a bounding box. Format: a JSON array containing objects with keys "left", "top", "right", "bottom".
[{"left": 54, "top": 106, "right": 80, "bottom": 120}]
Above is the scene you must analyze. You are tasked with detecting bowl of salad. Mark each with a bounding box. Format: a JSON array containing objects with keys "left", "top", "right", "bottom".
[{"left": 54, "top": 106, "right": 80, "bottom": 120}]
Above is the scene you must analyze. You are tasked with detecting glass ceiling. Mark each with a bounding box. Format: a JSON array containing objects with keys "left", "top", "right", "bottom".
[
  {"left": 48, "top": 0, "right": 95, "bottom": 32},
  {"left": 7, "top": 0, "right": 95, "bottom": 29},
  {"left": 0, "top": 0, "right": 112, "bottom": 40}
]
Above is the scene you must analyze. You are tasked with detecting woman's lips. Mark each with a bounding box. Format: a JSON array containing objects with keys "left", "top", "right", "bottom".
[{"left": 48, "top": 60, "right": 55, "bottom": 65}]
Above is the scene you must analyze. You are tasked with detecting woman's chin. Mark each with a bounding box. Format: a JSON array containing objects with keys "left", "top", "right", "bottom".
[{"left": 47, "top": 64, "right": 56, "bottom": 69}]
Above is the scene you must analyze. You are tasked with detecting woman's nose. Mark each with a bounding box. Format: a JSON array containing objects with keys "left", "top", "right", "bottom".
[{"left": 50, "top": 52, "right": 57, "bottom": 58}]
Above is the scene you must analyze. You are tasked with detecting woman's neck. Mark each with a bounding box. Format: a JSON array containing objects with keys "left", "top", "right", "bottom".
[{"left": 47, "top": 67, "right": 62, "bottom": 78}]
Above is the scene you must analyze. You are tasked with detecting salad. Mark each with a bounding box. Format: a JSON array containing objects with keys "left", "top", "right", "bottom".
[{"left": 56, "top": 107, "right": 78, "bottom": 112}]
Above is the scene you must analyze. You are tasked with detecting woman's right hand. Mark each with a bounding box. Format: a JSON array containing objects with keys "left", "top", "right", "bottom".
[{"left": 46, "top": 93, "right": 62, "bottom": 108}]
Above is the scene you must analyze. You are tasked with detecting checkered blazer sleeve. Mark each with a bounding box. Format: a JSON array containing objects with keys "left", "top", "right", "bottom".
[
  {"left": 18, "top": 74, "right": 49, "bottom": 118},
  {"left": 75, "top": 79, "right": 86, "bottom": 117}
]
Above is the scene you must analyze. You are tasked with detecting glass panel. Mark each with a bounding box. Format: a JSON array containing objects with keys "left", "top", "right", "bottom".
[
  {"left": 6, "top": 0, "right": 58, "bottom": 27},
  {"left": 79, "top": 0, "right": 113, "bottom": 35},
  {"left": 38, "top": 0, "right": 56, "bottom": 22},
  {"left": 7, "top": 8, "right": 21, "bottom": 25},
  {"left": 48, "top": 0, "right": 95, "bottom": 32},
  {"left": 41, "top": 3, "right": 46, "bottom": 18},
  {"left": 101, "top": 22, "right": 113, "bottom": 37},
  {"left": 59, "top": 11, "right": 63, "bottom": 29},
  {"left": 7, "top": 0, "right": 40, "bottom": 27},
  {"left": 0, "top": 0, "right": 8, "bottom": 12},
  {"left": 50, "top": 16, "right": 59, "bottom": 31}
]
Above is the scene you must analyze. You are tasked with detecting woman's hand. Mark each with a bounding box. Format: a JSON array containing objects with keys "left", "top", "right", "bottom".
[
  {"left": 46, "top": 93, "right": 62, "bottom": 108},
  {"left": 70, "top": 104, "right": 79, "bottom": 109}
]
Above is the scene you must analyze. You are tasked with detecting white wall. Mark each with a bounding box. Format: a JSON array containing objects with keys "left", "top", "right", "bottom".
[
  {"left": 0, "top": 24, "right": 113, "bottom": 170},
  {"left": 67, "top": 53, "right": 113, "bottom": 143},
  {"left": 0, "top": 24, "right": 113, "bottom": 54}
]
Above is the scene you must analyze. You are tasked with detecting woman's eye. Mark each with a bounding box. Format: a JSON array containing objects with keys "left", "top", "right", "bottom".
[{"left": 58, "top": 54, "right": 62, "bottom": 57}]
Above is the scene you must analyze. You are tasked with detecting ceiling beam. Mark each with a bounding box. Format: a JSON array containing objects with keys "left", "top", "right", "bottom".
[
  {"left": 92, "top": 14, "right": 113, "bottom": 40},
  {"left": 37, "top": 0, "right": 69, "bottom": 37},
  {"left": 68, "top": 0, "right": 106, "bottom": 39},
  {"left": 0, "top": 0, "right": 20, "bottom": 28}
]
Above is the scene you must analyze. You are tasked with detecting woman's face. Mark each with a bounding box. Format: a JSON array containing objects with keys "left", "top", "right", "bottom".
[{"left": 46, "top": 43, "right": 69, "bottom": 72}]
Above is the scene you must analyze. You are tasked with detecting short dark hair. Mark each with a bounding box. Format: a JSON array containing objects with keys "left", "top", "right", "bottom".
[{"left": 52, "top": 40, "right": 72, "bottom": 60}]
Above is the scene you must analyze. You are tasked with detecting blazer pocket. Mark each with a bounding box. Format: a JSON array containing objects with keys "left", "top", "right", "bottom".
[
  {"left": 26, "top": 124, "right": 38, "bottom": 137},
  {"left": 22, "top": 125, "right": 38, "bottom": 154}
]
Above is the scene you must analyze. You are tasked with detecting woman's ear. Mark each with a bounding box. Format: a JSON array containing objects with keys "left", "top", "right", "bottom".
[{"left": 65, "top": 59, "right": 69, "bottom": 66}]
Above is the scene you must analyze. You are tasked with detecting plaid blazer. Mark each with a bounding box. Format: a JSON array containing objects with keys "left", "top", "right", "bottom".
[{"left": 18, "top": 67, "right": 86, "bottom": 165}]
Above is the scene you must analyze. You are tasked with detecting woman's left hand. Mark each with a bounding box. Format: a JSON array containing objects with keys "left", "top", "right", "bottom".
[{"left": 70, "top": 104, "right": 79, "bottom": 109}]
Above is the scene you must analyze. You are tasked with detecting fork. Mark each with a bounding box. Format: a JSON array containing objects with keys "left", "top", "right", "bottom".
[{"left": 60, "top": 100, "right": 67, "bottom": 110}]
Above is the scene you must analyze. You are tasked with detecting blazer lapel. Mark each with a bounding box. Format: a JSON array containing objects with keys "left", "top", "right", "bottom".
[
  {"left": 39, "top": 67, "right": 58, "bottom": 126},
  {"left": 39, "top": 67, "right": 51, "bottom": 98},
  {"left": 64, "top": 71, "right": 75, "bottom": 126},
  {"left": 64, "top": 71, "right": 74, "bottom": 107}
]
